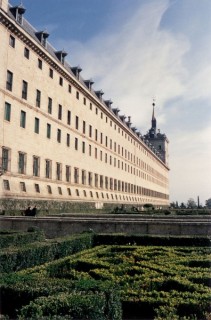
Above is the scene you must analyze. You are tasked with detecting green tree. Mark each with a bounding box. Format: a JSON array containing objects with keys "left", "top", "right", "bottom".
[
  {"left": 187, "top": 198, "right": 197, "bottom": 208},
  {"left": 205, "top": 198, "right": 211, "bottom": 208}
]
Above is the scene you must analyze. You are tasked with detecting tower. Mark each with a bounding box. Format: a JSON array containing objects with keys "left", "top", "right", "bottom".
[{"left": 144, "top": 101, "right": 169, "bottom": 166}]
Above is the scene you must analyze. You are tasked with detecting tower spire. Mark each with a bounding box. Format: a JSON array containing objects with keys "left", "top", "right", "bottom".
[
  {"left": 151, "top": 99, "right": 156, "bottom": 131},
  {"left": 152, "top": 98, "right": 155, "bottom": 120}
]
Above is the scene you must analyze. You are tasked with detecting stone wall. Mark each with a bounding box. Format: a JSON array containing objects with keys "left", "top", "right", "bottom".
[
  {"left": 0, "top": 198, "right": 134, "bottom": 215},
  {"left": 0, "top": 215, "right": 210, "bottom": 238}
]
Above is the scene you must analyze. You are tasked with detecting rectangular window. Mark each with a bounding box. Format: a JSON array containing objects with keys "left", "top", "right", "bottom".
[
  {"left": 45, "top": 159, "right": 52, "bottom": 179},
  {"left": 18, "top": 152, "right": 26, "bottom": 174},
  {"left": 105, "top": 177, "right": 108, "bottom": 189},
  {"left": 67, "top": 187, "right": 71, "bottom": 196},
  {"left": 75, "top": 137, "right": 78, "bottom": 150},
  {"left": 47, "top": 123, "right": 51, "bottom": 139},
  {"left": 47, "top": 185, "right": 52, "bottom": 194},
  {"left": 59, "top": 77, "right": 63, "bottom": 86},
  {"left": 20, "top": 110, "right": 26, "bottom": 128},
  {"left": 58, "top": 187, "right": 62, "bottom": 195},
  {"left": 67, "top": 133, "right": 70, "bottom": 146},
  {"left": 34, "top": 117, "right": 39, "bottom": 134},
  {"left": 82, "top": 170, "right": 86, "bottom": 184},
  {"left": 95, "top": 129, "right": 98, "bottom": 141},
  {"left": 9, "top": 35, "right": 15, "bottom": 47},
  {"left": 24, "top": 47, "right": 30, "bottom": 59},
  {"left": 36, "top": 89, "right": 41, "bottom": 107},
  {"left": 83, "top": 97, "right": 86, "bottom": 105},
  {"left": 20, "top": 182, "right": 26, "bottom": 192},
  {"left": 95, "top": 173, "right": 98, "bottom": 187},
  {"left": 89, "top": 144, "right": 92, "bottom": 156},
  {"left": 49, "top": 68, "right": 53, "bottom": 78},
  {"left": 74, "top": 168, "right": 79, "bottom": 183},
  {"left": 76, "top": 91, "right": 79, "bottom": 99},
  {"left": 48, "top": 97, "right": 52, "bottom": 114},
  {"left": 82, "top": 141, "right": 85, "bottom": 153},
  {"left": 67, "top": 110, "right": 71, "bottom": 125},
  {"left": 38, "top": 58, "right": 42, "bottom": 69},
  {"left": 100, "top": 133, "right": 103, "bottom": 144},
  {"left": 90, "top": 103, "right": 92, "bottom": 110},
  {"left": 95, "top": 148, "right": 97, "bottom": 159},
  {"left": 56, "top": 162, "right": 62, "bottom": 180},
  {"left": 110, "top": 178, "right": 113, "bottom": 190},
  {"left": 75, "top": 116, "right": 79, "bottom": 129},
  {"left": 57, "top": 129, "right": 61, "bottom": 143},
  {"left": 89, "top": 125, "right": 92, "bottom": 138},
  {"left": 35, "top": 183, "right": 40, "bottom": 193},
  {"left": 66, "top": 165, "right": 71, "bottom": 182},
  {"left": 100, "top": 175, "right": 103, "bottom": 188},
  {"left": 22, "top": 80, "right": 28, "bottom": 100},
  {"left": 2, "top": 148, "right": 10, "bottom": 171},
  {"left": 33, "top": 156, "right": 40, "bottom": 176},
  {"left": 68, "top": 84, "right": 71, "bottom": 93},
  {"left": 83, "top": 121, "right": 86, "bottom": 134},
  {"left": 6, "top": 70, "right": 13, "bottom": 91},
  {"left": 100, "top": 150, "right": 103, "bottom": 161},
  {"left": 58, "top": 104, "right": 62, "bottom": 120},
  {"left": 88, "top": 172, "right": 92, "bottom": 186},
  {"left": 105, "top": 136, "right": 108, "bottom": 147},
  {"left": 3, "top": 180, "right": 10, "bottom": 191},
  {"left": 4, "top": 102, "right": 11, "bottom": 121}
]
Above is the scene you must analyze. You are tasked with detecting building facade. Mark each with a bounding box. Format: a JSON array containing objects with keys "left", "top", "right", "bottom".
[{"left": 0, "top": 0, "right": 170, "bottom": 211}]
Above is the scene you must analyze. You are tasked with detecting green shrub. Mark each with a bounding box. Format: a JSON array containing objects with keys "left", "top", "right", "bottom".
[
  {"left": 0, "top": 233, "right": 94, "bottom": 273},
  {"left": 93, "top": 234, "right": 211, "bottom": 247},
  {"left": 0, "top": 230, "right": 45, "bottom": 249},
  {"left": 18, "top": 292, "right": 107, "bottom": 320}
]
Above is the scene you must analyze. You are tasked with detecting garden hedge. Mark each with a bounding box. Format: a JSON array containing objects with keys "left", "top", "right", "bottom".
[
  {"left": 0, "top": 229, "right": 45, "bottom": 249},
  {"left": 93, "top": 233, "right": 211, "bottom": 247},
  {"left": 0, "top": 232, "right": 94, "bottom": 273}
]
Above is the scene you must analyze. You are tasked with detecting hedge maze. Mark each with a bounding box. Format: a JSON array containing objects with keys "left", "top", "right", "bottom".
[{"left": 0, "top": 230, "right": 210, "bottom": 319}]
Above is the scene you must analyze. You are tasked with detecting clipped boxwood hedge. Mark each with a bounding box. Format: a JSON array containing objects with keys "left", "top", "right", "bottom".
[
  {"left": 93, "top": 233, "right": 211, "bottom": 247},
  {"left": 18, "top": 292, "right": 107, "bottom": 320},
  {"left": 0, "top": 232, "right": 94, "bottom": 273},
  {"left": 0, "top": 274, "right": 122, "bottom": 320},
  {"left": 0, "top": 229, "right": 45, "bottom": 249}
]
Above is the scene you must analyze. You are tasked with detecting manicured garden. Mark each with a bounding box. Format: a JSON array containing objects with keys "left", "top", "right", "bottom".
[{"left": 0, "top": 230, "right": 210, "bottom": 319}]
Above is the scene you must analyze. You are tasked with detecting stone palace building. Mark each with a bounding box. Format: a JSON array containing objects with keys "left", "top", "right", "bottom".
[{"left": 0, "top": 0, "right": 169, "bottom": 212}]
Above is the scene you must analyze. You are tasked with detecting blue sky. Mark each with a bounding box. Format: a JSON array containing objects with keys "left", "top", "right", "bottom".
[{"left": 10, "top": 0, "right": 211, "bottom": 205}]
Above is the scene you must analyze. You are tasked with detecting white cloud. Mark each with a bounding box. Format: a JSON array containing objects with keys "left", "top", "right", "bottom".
[
  {"left": 57, "top": 0, "right": 189, "bottom": 131},
  {"left": 54, "top": 0, "right": 211, "bottom": 204}
]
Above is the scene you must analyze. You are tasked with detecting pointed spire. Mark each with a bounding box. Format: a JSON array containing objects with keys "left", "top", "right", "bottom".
[
  {"left": 152, "top": 98, "right": 155, "bottom": 120},
  {"left": 151, "top": 99, "right": 156, "bottom": 131}
]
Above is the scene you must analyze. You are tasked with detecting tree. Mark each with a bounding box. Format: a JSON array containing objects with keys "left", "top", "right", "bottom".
[
  {"left": 187, "top": 198, "right": 197, "bottom": 209},
  {"left": 205, "top": 198, "right": 211, "bottom": 208}
]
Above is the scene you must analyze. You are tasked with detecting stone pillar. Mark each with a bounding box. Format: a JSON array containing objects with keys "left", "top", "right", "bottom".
[{"left": 0, "top": 0, "right": 8, "bottom": 12}]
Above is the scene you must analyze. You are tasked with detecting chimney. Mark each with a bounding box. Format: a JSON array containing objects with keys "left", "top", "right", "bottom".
[
  {"left": 104, "top": 100, "right": 113, "bottom": 109},
  {"left": 71, "top": 66, "right": 82, "bottom": 79},
  {"left": 55, "top": 50, "right": 67, "bottom": 64},
  {"left": 84, "top": 79, "right": 94, "bottom": 90},
  {"left": 95, "top": 90, "right": 104, "bottom": 101},
  {"left": 36, "top": 31, "right": 49, "bottom": 47}
]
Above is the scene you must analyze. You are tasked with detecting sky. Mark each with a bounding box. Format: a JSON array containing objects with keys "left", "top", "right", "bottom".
[{"left": 10, "top": 0, "right": 211, "bottom": 205}]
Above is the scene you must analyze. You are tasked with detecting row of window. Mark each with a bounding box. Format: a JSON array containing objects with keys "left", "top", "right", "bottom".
[
  {"left": 2, "top": 134, "right": 166, "bottom": 189},
  {"left": 3, "top": 179, "right": 164, "bottom": 204},
  {"left": 7, "top": 39, "right": 164, "bottom": 168},
  {"left": 4, "top": 101, "right": 167, "bottom": 184},
  {"left": 2, "top": 148, "right": 168, "bottom": 199}
]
